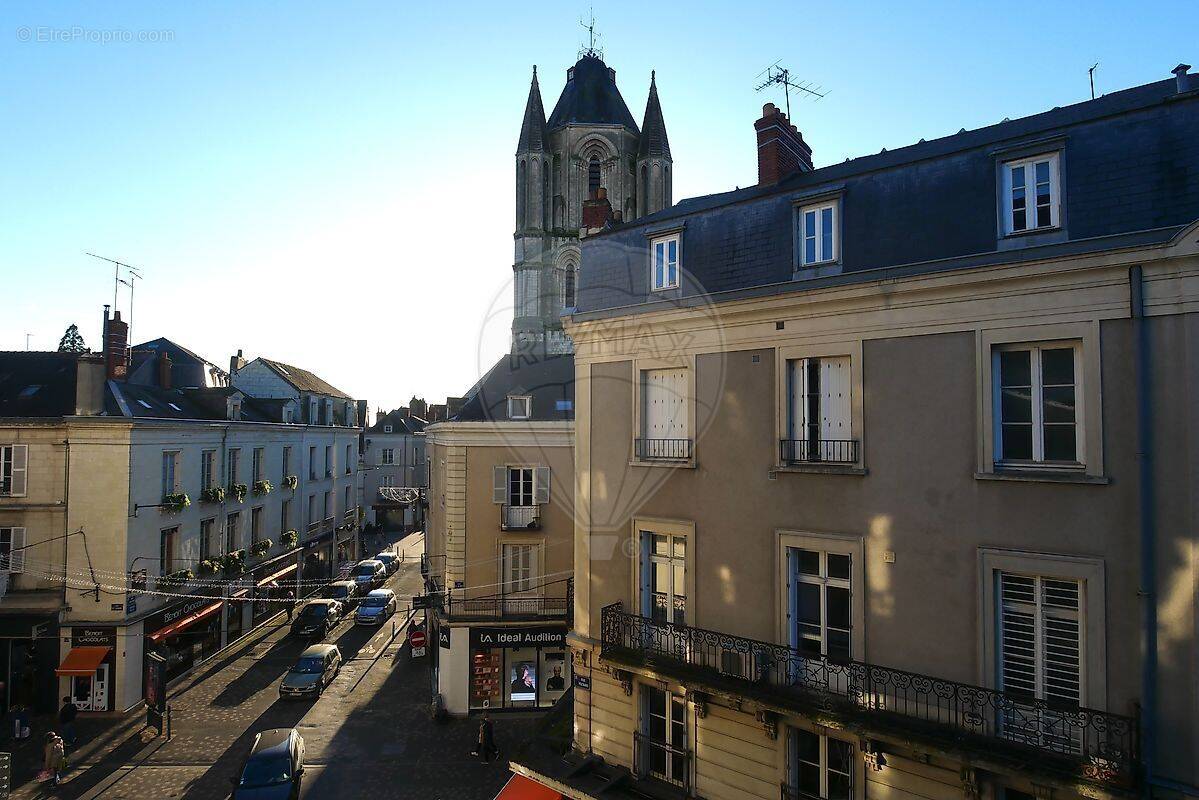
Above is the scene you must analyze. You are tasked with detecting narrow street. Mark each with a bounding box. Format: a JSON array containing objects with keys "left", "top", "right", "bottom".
[{"left": 15, "top": 532, "right": 534, "bottom": 800}]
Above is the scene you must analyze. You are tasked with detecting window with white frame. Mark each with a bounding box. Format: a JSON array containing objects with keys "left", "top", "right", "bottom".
[
  {"left": 640, "top": 685, "right": 687, "bottom": 786},
  {"left": 639, "top": 368, "right": 689, "bottom": 459},
  {"left": 507, "top": 395, "right": 532, "bottom": 420},
  {"left": 502, "top": 543, "right": 537, "bottom": 595},
  {"left": 161, "top": 451, "right": 181, "bottom": 496},
  {"left": 1, "top": 445, "right": 28, "bottom": 497},
  {"left": 508, "top": 467, "right": 534, "bottom": 507},
  {"left": 997, "top": 572, "right": 1083, "bottom": 707},
  {"left": 201, "top": 449, "right": 216, "bottom": 491},
  {"left": 1002, "top": 153, "right": 1059, "bottom": 235},
  {"left": 785, "top": 356, "right": 854, "bottom": 463},
  {"left": 993, "top": 343, "right": 1081, "bottom": 465},
  {"left": 787, "top": 548, "right": 852, "bottom": 660},
  {"left": 252, "top": 447, "right": 264, "bottom": 482},
  {"left": 381, "top": 448, "right": 395, "bottom": 465},
  {"left": 228, "top": 448, "right": 241, "bottom": 486},
  {"left": 282, "top": 446, "right": 292, "bottom": 478},
  {"left": 200, "top": 518, "right": 216, "bottom": 559},
  {"left": 225, "top": 513, "right": 240, "bottom": 552},
  {"left": 797, "top": 200, "right": 838, "bottom": 266},
  {"left": 0, "top": 527, "right": 27, "bottom": 573},
  {"left": 383, "top": 424, "right": 393, "bottom": 433},
  {"left": 251, "top": 506, "right": 263, "bottom": 544},
  {"left": 639, "top": 531, "right": 686, "bottom": 625},
  {"left": 786, "top": 728, "right": 854, "bottom": 800},
  {"left": 650, "top": 234, "right": 680, "bottom": 291}
]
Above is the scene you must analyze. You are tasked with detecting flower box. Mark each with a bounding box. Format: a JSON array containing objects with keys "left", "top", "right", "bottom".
[
  {"left": 229, "top": 483, "right": 248, "bottom": 503},
  {"left": 253, "top": 479, "right": 273, "bottom": 497},
  {"left": 200, "top": 486, "right": 226, "bottom": 504},
  {"left": 161, "top": 493, "right": 190, "bottom": 514}
]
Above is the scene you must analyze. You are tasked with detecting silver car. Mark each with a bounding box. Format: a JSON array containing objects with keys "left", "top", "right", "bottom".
[
  {"left": 279, "top": 644, "right": 341, "bottom": 699},
  {"left": 355, "top": 589, "right": 397, "bottom": 625}
]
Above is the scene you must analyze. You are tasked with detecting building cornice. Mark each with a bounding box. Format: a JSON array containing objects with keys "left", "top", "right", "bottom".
[{"left": 424, "top": 420, "right": 574, "bottom": 448}]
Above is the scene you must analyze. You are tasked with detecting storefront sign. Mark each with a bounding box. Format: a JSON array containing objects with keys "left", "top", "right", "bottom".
[
  {"left": 72, "top": 627, "right": 116, "bottom": 648},
  {"left": 158, "top": 595, "right": 217, "bottom": 628},
  {"left": 438, "top": 627, "right": 451, "bottom": 649},
  {"left": 469, "top": 626, "right": 567, "bottom": 650}
]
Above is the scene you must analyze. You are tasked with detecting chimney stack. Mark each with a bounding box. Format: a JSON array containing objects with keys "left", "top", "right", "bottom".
[
  {"left": 1174, "top": 64, "right": 1192, "bottom": 94},
  {"left": 755, "top": 102, "right": 813, "bottom": 185},
  {"left": 158, "top": 352, "right": 173, "bottom": 390},
  {"left": 104, "top": 308, "right": 129, "bottom": 381},
  {"left": 229, "top": 349, "right": 246, "bottom": 376},
  {"left": 582, "top": 186, "right": 614, "bottom": 230}
]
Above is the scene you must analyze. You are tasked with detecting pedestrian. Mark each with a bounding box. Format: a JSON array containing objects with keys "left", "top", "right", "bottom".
[
  {"left": 477, "top": 711, "right": 498, "bottom": 763},
  {"left": 43, "top": 731, "right": 66, "bottom": 785},
  {"left": 284, "top": 589, "right": 296, "bottom": 622},
  {"left": 58, "top": 696, "right": 78, "bottom": 748}
]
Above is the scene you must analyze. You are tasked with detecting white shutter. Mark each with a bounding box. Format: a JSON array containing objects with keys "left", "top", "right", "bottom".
[
  {"left": 1041, "top": 579, "right": 1082, "bottom": 707},
  {"left": 534, "top": 467, "right": 550, "bottom": 505},
  {"left": 999, "top": 573, "right": 1038, "bottom": 697},
  {"left": 819, "top": 357, "right": 851, "bottom": 442},
  {"left": 787, "top": 360, "right": 809, "bottom": 441},
  {"left": 493, "top": 466, "right": 507, "bottom": 504},
  {"left": 9, "top": 528, "right": 26, "bottom": 574},
  {"left": 998, "top": 573, "right": 1081, "bottom": 705},
  {"left": 181, "top": 530, "right": 200, "bottom": 569},
  {"left": 786, "top": 547, "right": 798, "bottom": 650},
  {"left": 665, "top": 369, "right": 687, "bottom": 439},
  {"left": 10, "top": 446, "right": 28, "bottom": 497},
  {"left": 527, "top": 545, "right": 539, "bottom": 591},
  {"left": 638, "top": 532, "right": 652, "bottom": 617}
]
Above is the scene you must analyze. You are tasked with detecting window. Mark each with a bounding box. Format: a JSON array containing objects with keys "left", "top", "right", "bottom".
[
  {"left": 993, "top": 343, "right": 1081, "bottom": 465},
  {"left": 281, "top": 498, "right": 292, "bottom": 534},
  {"left": 381, "top": 448, "right": 395, "bottom": 465},
  {"left": 383, "top": 424, "right": 393, "bottom": 433},
  {"left": 225, "top": 513, "right": 240, "bottom": 552},
  {"left": 784, "top": 356, "right": 855, "bottom": 463},
  {"left": 998, "top": 572, "right": 1082, "bottom": 707},
  {"left": 507, "top": 396, "right": 532, "bottom": 420},
  {"left": 161, "top": 451, "right": 181, "bottom": 496},
  {"left": 787, "top": 548, "right": 852, "bottom": 660},
  {"left": 639, "top": 531, "right": 686, "bottom": 625},
  {"left": 307, "top": 494, "right": 316, "bottom": 528},
  {"left": 0, "top": 445, "right": 28, "bottom": 496},
  {"left": 639, "top": 368, "right": 689, "bottom": 459},
  {"left": 308, "top": 446, "right": 317, "bottom": 479},
  {"left": 344, "top": 485, "right": 352, "bottom": 516},
  {"left": 251, "top": 506, "right": 263, "bottom": 544},
  {"left": 200, "top": 518, "right": 215, "bottom": 559},
  {"left": 282, "top": 446, "right": 292, "bottom": 478},
  {"left": 0, "top": 527, "right": 27, "bottom": 573},
  {"left": 650, "top": 234, "right": 680, "bottom": 291},
  {"left": 639, "top": 686, "right": 687, "bottom": 787},
  {"left": 382, "top": 475, "right": 396, "bottom": 488},
  {"left": 1002, "top": 153, "right": 1059, "bottom": 234},
  {"left": 201, "top": 450, "right": 216, "bottom": 490},
  {"left": 798, "top": 201, "right": 838, "bottom": 266},
  {"left": 563, "top": 264, "right": 577, "bottom": 309},
  {"left": 502, "top": 543, "right": 537, "bottom": 594},
  {"left": 786, "top": 728, "right": 853, "bottom": 800},
  {"left": 345, "top": 444, "right": 352, "bottom": 474},
  {"left": 587, "top": 156, "right": 601, "bottom": 196},
  {"left": 508, "top": 467, "right": 534, "bottom": 507},
  {"left": 323, "top": 491, "right": 331, "bottom": 521},
  {"left": 160, "top": 527, "right": 179, "bottom": 575},
  {"left": 252, "top": 447, "right": 264, "bottom": 482},
  {"left": 228, "top": 449, "right": 241, "bottom": 486},
  {"left": 325, "top": 445, "right": 333, "bottom": 477}
]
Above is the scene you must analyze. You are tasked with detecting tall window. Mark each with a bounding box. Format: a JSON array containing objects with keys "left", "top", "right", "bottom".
[
  {"left": 508, "top": 467, "right": 534, "bottom": 507},
  {"left": 160, "top": 527, "right": 179, "bottom": 575},
  {"left": 228, "top": 448, "right": 241, "bottom": 486},
  {"left": 563, "top": 264, "right": 577, "bottom": 309},
  {"left": 1003, "top": 153, "right": 1059, "bottom": 234},
  {"left": 587, "top": 156, "right": 601, "bottom": 197},
  {"left": 798, "top": 201, "right": 838, "bottom": 266},
  {"left": 325, "top": 445, "right": 333, "bottom": 477},
  {"left": 0, "top": 445, "right": 28, "bottom": 496},
  {"left": 281, "top": 498, "right": 291, "bottom": 534},
  {"left": 640, "top": 686, "right": 687, "bottom": 787},
  {"left": 0, "top": 527, "right": 27, "bottom": 573},
  {"left": 251, "top": 507, "right": 263, "bottom": 544},
  {"left": 345, "top": 444, "right": 352, "bottom": 474},
  {"left": 502, "top": 543, "right": 536, "bottom": 595},
  {"left": 161, "top": 451, "right": 180, "bottom": 496},
  {"left": 200, "top": 518, "right": 215, "bottom": 559},
  {"left": 344, "top": 485, "right": 352, "bottom": 516},
  {"left": 225, "top": 513, "right": 240, "bottom": 552},
  {"left": 639, "top": 368, "right": 689, "bottom": 459},
  {"left": 252, "top": 447, "right": 264, "bottom": 482},
  {"left": 785, "top": 356, "right": 854, "bottom": 463},
  {"left": 308, "top": 446, "right": 317, "bottom": 479},
  {"left": 282, "top": 446, "right": 292, "bottom": 478},
  {"left": 201, "top": 449, "right": 216, "bottom": 490},
  {"left": 381, "top": 448, "right": 395, "bottom": 465},
  {"left": 788, "top": 548, "right": 852, "bottom": 660},
  {"left": 786, "top": 728, "right": 853, "bottom": 800},
  {"left": 998, "top": 572, "right": 1082, "bottom": 708},
  {"left": 307, "top": 494, "right": 316, "bottom": 528},
  {"left": 993, "top": 344, "right": 1080, "bottom": 465},
  {"left": 323, "top": 491, "right": 331, "bottom": 521},
  {"left": 650, "top": 234, "right": 679, "bottom": 291},
  {"left": 640, "top": 531, "right": 686, "bottom": 625}
]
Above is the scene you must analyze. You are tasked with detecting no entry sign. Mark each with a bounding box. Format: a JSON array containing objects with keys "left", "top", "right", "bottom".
[{"left": 409, "top": 627, "right": 427, "bottom": 658}]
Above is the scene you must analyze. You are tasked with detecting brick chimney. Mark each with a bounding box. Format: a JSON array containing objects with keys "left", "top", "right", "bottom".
[
  {"left": 582, "top": 186, "right": 614, "bottom": 229},
  {"left": 755, "top": 103, "right": 813, "bottom": 185},
  {"left": 229, "top": 349, "right": 246, "bottom": 376},
  {"left": 158, "top": 352, "right": 173, "bottom": 390},
  {"left": 103, "top": 306, "right": 129, "bottom": 381}
]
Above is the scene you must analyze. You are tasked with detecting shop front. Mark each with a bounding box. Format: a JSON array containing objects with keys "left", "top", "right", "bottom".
[
  {"left": 251, "top": 556, "right": 299, "bottom": 628},
  {"left": 0, "top": 615, "right": 56, "bottom": 715},
  {"left": 56, "top": 627, "right": 118, "bottom": 712},
  {"left": 467, "top": 625, "right": 569, "bottom": 712},
  {"left": 302, "top": 531, "right": 335, "bottom": 586},
  {"left": 143, "top": 595, "right": 224, "bottom": 687}
]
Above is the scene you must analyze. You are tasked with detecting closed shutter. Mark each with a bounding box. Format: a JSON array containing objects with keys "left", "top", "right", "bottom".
[
  {"left": 9, "top": 446, "right": 28, "bottom": 497},
  {"left": 492, "top": 466, "right": 507, "bottom": 504},
  {"left": 787, "top": 360, "right": 809, "bottom": 441},
  {"left": 998, "top": 572, "right": 1082, "bottom": 706},
  {"left": 638, "top": 532, "right": 652, "bottom": 617},
  {"left": 785, "top": 547, "right": 799, "bottom": 651},
  {"left": 534, "top": 467, "right": 550, "bottom": 505},
  {"left": 819, "top": 357, "right": 851, "bottom": 442},
  {"left": 8, "top": 528, "right": 26, "bottom": 573},
  {"left": 643, "top": 369, "right": 688, "bottom": 440},
  {"left": 181, "top": 529, "right": 200, "bottom": 568}
]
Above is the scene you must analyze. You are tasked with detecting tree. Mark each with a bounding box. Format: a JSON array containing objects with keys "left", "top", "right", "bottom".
[{"left": 57, "top": 324, "right": 89, "bottom": 353}]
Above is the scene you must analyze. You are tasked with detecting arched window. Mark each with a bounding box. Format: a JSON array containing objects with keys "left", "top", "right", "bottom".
[
  {"left": 563, "top": 263, "right": 578, "bottom": 309},
  {"left": 640, "top": 164, "right": 649, "bottom": 217},
  {"left": 517, "top": 160, "right": 527, "bottom": 229},
  {"left": 588, "top": 157, "right": 601, "bottom": 197}
]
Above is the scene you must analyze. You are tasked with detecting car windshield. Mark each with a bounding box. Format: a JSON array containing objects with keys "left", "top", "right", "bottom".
[
  {"left": 329, "top": 586, "right": 349, "bottom": 598},
  {"left": 298, "top": 605, "right": 328, "bottom": 619},
  {"left": 360, "top": 596, "right": 388, "bottom": 608},
  {"left": 292, "top": 656, "right": 325, "bottom": 674},
  {"left": 240, "top": 756, "right": 291, "bottom": 787},
  {"left": 353, "top": 565, "right": 376, "bottom": 577}
]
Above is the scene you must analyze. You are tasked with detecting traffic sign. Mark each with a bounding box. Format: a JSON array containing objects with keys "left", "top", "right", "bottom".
[{"left": 409, "top": 628, "right": 427, "bottom": 658}]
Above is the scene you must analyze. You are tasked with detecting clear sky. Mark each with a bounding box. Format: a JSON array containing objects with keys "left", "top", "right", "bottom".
[{"left": 1, "top": 1, "right": 1193, "bottom": 410}]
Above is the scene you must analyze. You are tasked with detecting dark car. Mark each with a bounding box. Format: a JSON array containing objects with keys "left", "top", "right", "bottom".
[
  {"left": 326, "top": 580, "right": 359, "bottom": 610},
  {"left": 374, "top": 552, "right": 400, "bottom": 575},
  {"left": 351, "top": 560, "right": 387, "bottom": 591},
  {"left": 231, "top": 728, "right": 305, "bottom": 800},
  {"left": 279, "top": 644, "right": 341, "bottom": 699},
  {"left": 290, "top": 600, "right": 341, "bottom": 640}
]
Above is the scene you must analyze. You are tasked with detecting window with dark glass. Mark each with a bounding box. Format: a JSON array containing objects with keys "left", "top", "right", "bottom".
[
  {"left": 587, "top": 157, "right": 601, "bottom": 196},
  {"left": 640, "top": 685, "right": 687, "bottom": 786},
  {"left": 786, "top": 728, "right": 853, "bottom": 800},
  {"left": 1003, "top": 154, "right": 1059, "bottom": 234},
  {"left": 789, "top": 548, "right": 851, "bottom": 660},
  {"left": 994, "top": 344, "right": 1079, "bottom": 465}
]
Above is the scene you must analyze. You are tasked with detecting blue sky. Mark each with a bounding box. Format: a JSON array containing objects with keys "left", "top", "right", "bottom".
[{"left": 1, "top": 1, "right": 1193, "bottom": 409}]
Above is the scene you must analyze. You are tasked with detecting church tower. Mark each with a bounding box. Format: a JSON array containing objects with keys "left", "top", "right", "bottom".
[{"left": 512, "top": 53, "right": 672, "bottom": 356}]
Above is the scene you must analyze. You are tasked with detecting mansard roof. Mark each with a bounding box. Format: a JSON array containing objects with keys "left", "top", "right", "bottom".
[
  {"left": 517, "top": 66, "right": 548, "bottom": 154},
  {"left": 546, "top": 54, "right": 639, "bottom": 133},
  {"left": 637, "top": 71, "right": 670, "bottom": 160}
]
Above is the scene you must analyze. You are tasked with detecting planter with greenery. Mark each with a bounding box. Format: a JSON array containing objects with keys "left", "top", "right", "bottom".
[
  {"left": 250, "top": 539, "right": 272, "bottom": 558},
  {"left": 197, "top": 559, "right": 219, "bottom": 576},
  {"left": 161, "top": 493, "right": 190, "bottom": 514},
  {"left": 252, "top": 479, "right": 273, "bottom": 497},
  {"left": 229, "top": 483, "right": 248, "bottom": 503},
  {"left": 200, "top": 486, "right": 226, "bottom": 504},
  {"left": 160, "top": 569, "right": 194, "bottom": 589},
  {"left": 283, "top": 474, "right": 299, "bottom": 490},
  {"left": 220, "top": 550, "right": 246, "bottom": 577},
  {"left": 281, "top": 530, "right": 298, "bottom": 549}
]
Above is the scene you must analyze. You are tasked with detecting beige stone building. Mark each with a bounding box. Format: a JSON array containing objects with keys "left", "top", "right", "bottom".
[{"left": 513, "top": 67, "right": 1199, "bottom": 799}]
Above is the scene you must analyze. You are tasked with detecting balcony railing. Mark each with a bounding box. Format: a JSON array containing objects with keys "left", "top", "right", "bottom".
[
  {"left": 501, "top": 504, "right": 541, "bottom": 530},
  {"left": 779, "top": 438, "right": 859, "bottom": 465},
  {"left": 633, "top": 731, "right": 690, "bottom": 793},
  {"left": 635, "top": 438, "right": 693, "bottom": 461},
  {"left": 445, "top": 594, "right": 568, "bottom": 619},
  {"left": 601, "top": 603, "right": 1137, "bottom": 788},
  {"left": 779, "top": 785, "right": 821, "bottom": 800}
]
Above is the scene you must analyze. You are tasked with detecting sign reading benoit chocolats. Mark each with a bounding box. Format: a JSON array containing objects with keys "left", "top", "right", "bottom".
[{"left": 469, "top": 626, "right": 566, "bottom": 650}]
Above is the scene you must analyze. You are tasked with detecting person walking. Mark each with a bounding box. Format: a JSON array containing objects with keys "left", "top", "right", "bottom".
[
  {"left": 43, "top": 731, "right": 66, "bottom": 785},
  {"left": 58, "top": 696, "right": 77, "bottom": 748},
  {"left": 477, "top": 712, "right": 498, "bottom": 763},
  {"left": 284, "top": 589, "right": 296, "bottom": 622}
]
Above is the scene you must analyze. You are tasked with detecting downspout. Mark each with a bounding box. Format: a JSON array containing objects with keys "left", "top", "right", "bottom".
[{"left": 1130, "top": 264, "right": 1156, "bottom": 793}]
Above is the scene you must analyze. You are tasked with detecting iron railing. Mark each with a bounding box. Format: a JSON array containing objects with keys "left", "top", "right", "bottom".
[
  {"left": 633, "top": 731, "right": 690, "bottom": 793},
  {"left": 635, "top": 438, "right": 693, "bottom": 461},
  {"left": 601, "top": 603, "right": 1137, "bottom": 788},
  {"left": 445, "top": 594, "right": 569, "bottom": 618},
  {"left": 779, "top": 438, "right": 859, "bottom": 465},
  {"left": 780, "top": 785, "right": 824, "bottom": 800},
  {"left": 501, "top": 504, "right": 541, "bottom": 530}
]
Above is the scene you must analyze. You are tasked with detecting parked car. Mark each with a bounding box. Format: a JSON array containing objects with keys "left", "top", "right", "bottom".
[
  {"left": 355, "top": 589, "right": 398, "bottom": 625},
  {"left": 374, "top": 552, "right": 400, "bottom": 575},
  {"left": 279, "top": 644, "right": 341, "bottom": 699},
  {"left": 290, "top": 600, "right": 341, "bottom": 640},
  {"left": 351, "top": 559, "right": 387, "bottom": 590},
  {"left": 231, "top": 728, "right": 305, "bottom": 799},
  {"left": 326, "top": 580, "right": 359, "bottom": 610}
]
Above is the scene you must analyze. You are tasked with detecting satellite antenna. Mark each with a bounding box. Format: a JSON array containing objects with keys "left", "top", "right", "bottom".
[
  {"left": 579, "top": 7, "right": 602, "bottom": 59},
  {"left": 754, "top": 61, "right": 826, "bottom": 118}
]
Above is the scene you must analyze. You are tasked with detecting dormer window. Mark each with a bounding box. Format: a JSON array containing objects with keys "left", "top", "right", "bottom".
[
  {"left": 797, "top": 200, "right": 838, "bottom": 266},
  {"left": 1002, "top": 153, "right": 1060, "bottom": 235},
  {"left": 650, "top": 233, "right": 680, "bottom": 291},
  {"left": 508, "top": 395, "right": 532, "bottom": 420},
  {"left": 383, "top": 425, "right": 393, "bottom": 433}
]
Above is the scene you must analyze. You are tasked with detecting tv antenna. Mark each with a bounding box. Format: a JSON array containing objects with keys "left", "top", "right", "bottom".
[
  {"left": 86, "top": 252, "right": 145, "bottom": 341},
  {"left": 579, "top": 7, "right": 602, "bottom": 59},
  {"left": 1088, "top": 62, "right": 1099, "bottom": 100},
  {"left": 754, "top": 61, "right": 826, "bottom": 118}
]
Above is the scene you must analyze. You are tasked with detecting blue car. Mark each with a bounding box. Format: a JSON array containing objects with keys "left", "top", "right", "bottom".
[
  {"left": 231, "top": 728, "right": 305, "bottom": 799},
  {"left": 355, "top": 589, "right": 398, "bottom": 625}
]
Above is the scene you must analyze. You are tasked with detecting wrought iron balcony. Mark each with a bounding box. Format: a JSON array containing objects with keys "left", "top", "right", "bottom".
[
  {"left": 600, "top": 603, "right": 1137, "bottom": 789},
  {"left": 635, "top": 438, "right": 693, "bottom": 461},
  {"left": 501, "top": 504, "right": 541, "bottom": 530},
  {"left": 779, "top": 786, "right": 819, "bottom": 800},
  {"left": 445, "top": 594, "right": 568, "bottom": 619},
  {"left": 633, "top": 731, "right": 690, "bottom": 794},
  {"left": 779, "top": 438, "right": 859, "bottom": 465}
]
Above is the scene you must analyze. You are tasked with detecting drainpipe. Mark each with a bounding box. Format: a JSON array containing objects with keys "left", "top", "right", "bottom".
[{"left": 1130, "top": 264, "right": 1156, "bottom": 793}]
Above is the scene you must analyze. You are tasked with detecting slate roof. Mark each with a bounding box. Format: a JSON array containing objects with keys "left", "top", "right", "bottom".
[
  {"left": 0, "top": 352, "right": 89, "bottom": 417},
  {"left": 366, "top": 409, "right": 427, "bottom": 435},
  {"left": 452, "top": 353, "right": 574, "bottom": 423},
  {"left": 637, "top": 72, "right": 670, "bottom": 159},
  {"left": 546, "top": 55, "right": 638, "bottom": 132},
  {"left": 104, "top": 383, "right": 277, "bottom": 422},
  {"left": 259, "top": 359, "right": 351, "bottom": 399},
  {"left": 129, "top": 337, "right": 227, "bottom": 389},
  {"left": 517, "top": 67, "right": 548, "bottom": 154}
]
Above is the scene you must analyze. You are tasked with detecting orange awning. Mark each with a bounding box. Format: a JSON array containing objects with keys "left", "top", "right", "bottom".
[
  {"left": 148, "top": 600, "right": 223, "bottom": 643},
  {"left": 257, "top": 562, "right": 297, "bottom": 587},
  {"left": 56, "top": 646, "right": 111, "bottom": 676},
  {"left": 493, "top": 774, "right": 563, "bottom": 800}
]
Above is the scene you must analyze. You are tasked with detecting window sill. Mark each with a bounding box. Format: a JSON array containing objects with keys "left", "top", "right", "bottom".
[
  {"left": 771, "top": 464, "right": 867, "bottom": 477},
  {"left": 975, "top": 470, "right": 1109, "bottom": 485},
  {"left": 629, "top": 458, "right": 697, "bottom": 470}
]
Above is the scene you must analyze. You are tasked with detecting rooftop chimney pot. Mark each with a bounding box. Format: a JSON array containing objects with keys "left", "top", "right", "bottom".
[
  {"left": 1174, "top": 63, "right": 1192, "bottom": 93},
  {"left": 754, "top": 103, "right": 813, "bottom": 186}
]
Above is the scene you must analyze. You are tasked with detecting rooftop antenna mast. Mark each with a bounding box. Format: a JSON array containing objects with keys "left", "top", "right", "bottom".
[
  {"left": 86, "top": 251, "right": 146, "bottom": 343},
  {"left": 754, "top": 61, "right": 827, "bottom": 119},
  {"left": 579, "top": 7, "right": 602, "bottom": 59},
  {"left": 1088, "top": 62, "right": 1099, "bottom": 100}
]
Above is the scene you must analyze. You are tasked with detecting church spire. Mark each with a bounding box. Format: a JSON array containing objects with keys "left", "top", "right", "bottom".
[
  {"left": 517, "top": 65, "right": 548, "bottom": 154},
  {"left": 637, "top": 70, "right": 671, "bottom": 160}
]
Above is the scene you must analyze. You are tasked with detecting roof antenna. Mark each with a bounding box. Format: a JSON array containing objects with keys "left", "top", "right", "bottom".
[
  {"left": 754, "top": 61, "right": 826, "bottom": 119},
  {"left": 86, "top": 251, "right": 145, "bottom": 343},
  {"left": 579, "top": 7, "right": 602, "bottom": 60},
  {"left": 1088, "top": 62, "right": 1099, "bottom": 100}
]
